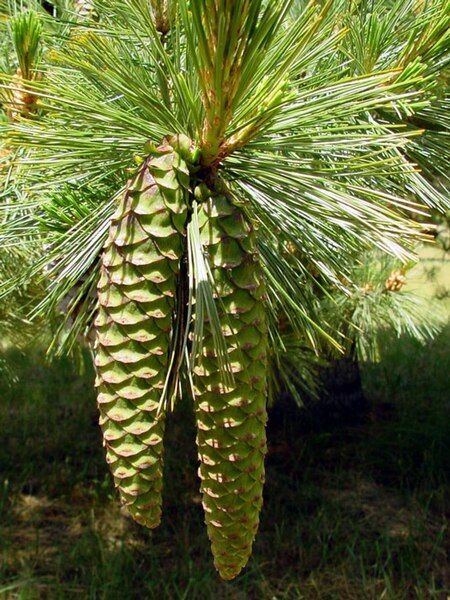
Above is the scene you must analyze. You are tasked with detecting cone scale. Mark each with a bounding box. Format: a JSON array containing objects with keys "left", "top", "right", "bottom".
[
  {"left": 194, "top": 191, "right": 268, "bottom": 580},
  {"left": 94, "top": 143, "right": 189, "bottom": 528}
]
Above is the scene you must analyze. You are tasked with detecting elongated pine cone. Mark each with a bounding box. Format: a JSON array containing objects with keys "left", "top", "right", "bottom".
[
  {"left": 94, "top": 143, "right": 189, "bottom": 528},
  {"left": 194, "top": 191, "right": 268, "bottom": 580}
]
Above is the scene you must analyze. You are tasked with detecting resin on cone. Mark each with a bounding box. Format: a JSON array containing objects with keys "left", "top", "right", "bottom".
[
  {"left": 94, "top": 142, "right": 189, "bottom": 528},
  {"left": 194, "top": 190, "right": 268, "bottom": 580}
]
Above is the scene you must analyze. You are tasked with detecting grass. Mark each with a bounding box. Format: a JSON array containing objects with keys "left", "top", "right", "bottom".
[{"left": 0, "top": 248, "right": 449, "bottom": 599}]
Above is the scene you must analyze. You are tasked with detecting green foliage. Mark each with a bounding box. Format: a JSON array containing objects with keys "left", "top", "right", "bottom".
[
  {"left": 320, "top": 252, "right": 445, "bottom": 362},
  {"left": 8, "top": 10, "right": 42, "bottom": 80}
]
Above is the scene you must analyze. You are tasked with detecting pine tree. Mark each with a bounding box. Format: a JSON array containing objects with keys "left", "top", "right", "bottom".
[{"left": 1, "top": 0, "right": 449, "bottom": 579}]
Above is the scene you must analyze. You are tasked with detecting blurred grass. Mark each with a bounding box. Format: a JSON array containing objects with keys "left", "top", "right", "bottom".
[{"left": 0, "top": 248, "right": 448, "bottom": 599}]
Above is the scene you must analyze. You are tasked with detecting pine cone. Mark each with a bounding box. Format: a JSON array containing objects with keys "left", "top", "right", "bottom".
[
  {"left": 194, "top": 191, "right": 268, "bottom": 580},
  {"left": 95, "top": 143, "right": 189, "bottom": 528}
]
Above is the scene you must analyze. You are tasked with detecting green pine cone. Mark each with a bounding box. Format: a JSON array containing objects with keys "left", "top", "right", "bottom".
[
  {"left": 195, "top": 192, "right": 268, "bottom": 580},
  {"left": 94, "top": 142, "right": 189, "bottom": 528}
]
